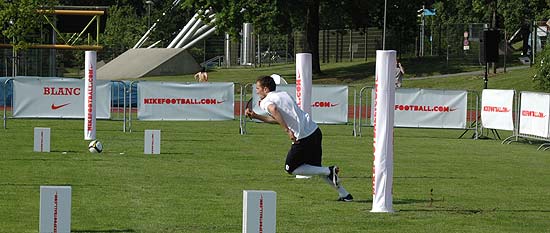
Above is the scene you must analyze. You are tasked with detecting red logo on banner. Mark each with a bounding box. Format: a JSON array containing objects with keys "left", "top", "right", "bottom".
[
  {"left": 143, "top": 98, "right": 224, "bottom": 105},
  {"left": 51, "top": 103, "right": 70, "bottom": 110},
  {"left": 395, "top": 105, "right": 456, "bottom": 112},
  {"left": 296, "top": 72, "right": 302, "bottom": 107},
  {"left": 53, "top": 192, "right": 58, "bottom": 233},
  {"left": 43, "top": 87, "right": 81, "bottom": 96},
  {"left": 312, "top": 101, "right": 338, "bottom": 107},
  {"left": 258, "top": 194, "right": 264, "bottom": 233},
  {"left": 522, "top": 110, "right": 546, "bottom": 118},
  {"left": 483, "top": 106, "right": 510, "bottom": 112},
  {"left": 86, "top": 65, "right": 95, "bottom": 131}
]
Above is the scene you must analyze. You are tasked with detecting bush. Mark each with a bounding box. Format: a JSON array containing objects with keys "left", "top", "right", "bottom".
[{"left": 533, "top": 45, "right": 550, "bottom": 91}]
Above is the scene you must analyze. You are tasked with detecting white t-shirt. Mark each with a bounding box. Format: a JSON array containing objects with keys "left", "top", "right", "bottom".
[{"left": 260, "top": 91, "right": 318, "bottom": 140}]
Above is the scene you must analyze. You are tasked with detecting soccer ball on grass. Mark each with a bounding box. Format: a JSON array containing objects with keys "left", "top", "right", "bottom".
[{"left": 88, "top": 140, "right": 103, "bottom": 153}]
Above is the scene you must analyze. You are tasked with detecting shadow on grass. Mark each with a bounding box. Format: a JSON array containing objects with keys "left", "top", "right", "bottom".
[
  {"left": 72, "top": 229, "right": 135, "bottom": 233},
  {"left": 0, "top": 183, "right": 115, "bottom": 187},
  {"left": 344, "top": 175, "right": 476, "bottom": 180},
  {"left": 394, "top": 199, "right": 443, "bottom": 205},
  {"left": 399, "top": 208, "right": 550, "bottom": 214}
]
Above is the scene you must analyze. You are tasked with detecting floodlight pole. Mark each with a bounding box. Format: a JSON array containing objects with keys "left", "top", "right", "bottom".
[
  {"left": 146, "top": 1, "right": 154, "bottom": 29},
  {"left": 382, "top": 0, "right": 387, "bottom": 49},
  {"left": 484, "top": 62, "right": 488, "bottom": 89}
]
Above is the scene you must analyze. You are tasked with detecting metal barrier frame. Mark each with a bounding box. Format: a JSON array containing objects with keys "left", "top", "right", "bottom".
[
  {"left": 357, "top": 86, "right": 479, "bottom": 139},
  {"left": 2, "top": 77, "right": 127, "bottom": 131}
]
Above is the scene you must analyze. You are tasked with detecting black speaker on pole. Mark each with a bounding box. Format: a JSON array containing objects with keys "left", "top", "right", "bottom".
[{"left": 480, "top": 29, "right": 499, "bottom": 63}]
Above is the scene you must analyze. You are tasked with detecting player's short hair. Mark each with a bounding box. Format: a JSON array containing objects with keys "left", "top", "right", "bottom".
[{"left": 256, "top": 75, "right": 276, "bottom": 91}]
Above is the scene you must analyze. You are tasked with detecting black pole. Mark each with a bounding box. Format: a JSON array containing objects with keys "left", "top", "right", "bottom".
[{"left": 484, "top": 62, "right": 488, "bottom": 89}]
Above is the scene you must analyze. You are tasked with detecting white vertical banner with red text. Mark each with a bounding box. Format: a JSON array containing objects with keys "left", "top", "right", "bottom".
[
  {"left": 138, "top": 82, "right": 234, "bottom": 120},
  {"left": 242, "top": 190, "right": 276, "bottom": 233},
  {"left": 84, "top": 51, "right": 97, "bottom": 140},
  {"left": 295, "top": 53, "right": 312, "bottom": 115},
  {"left": 481, "top": 89, "right": 515, "bottom": 131},
  {"left": 40, "top": 186, "right": 71, "bottom": 233},
  {"left": 519, "top": 92, "right": 550, "bottom": 137},
  {"left": 371, "top": 50, "right": 395, "bottom": 213}
]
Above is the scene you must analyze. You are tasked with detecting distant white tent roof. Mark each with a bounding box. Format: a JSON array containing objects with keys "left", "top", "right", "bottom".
[
  {"left": 97, "top": 48, "right": 200, "bottom": 80},
  {"left": 270, "top": 74, "right": 288, "bottom": 84}
]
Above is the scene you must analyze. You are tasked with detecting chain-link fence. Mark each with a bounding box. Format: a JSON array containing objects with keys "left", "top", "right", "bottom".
[{"left": 4, "top": 21, "right": 543, "bottom": 77}]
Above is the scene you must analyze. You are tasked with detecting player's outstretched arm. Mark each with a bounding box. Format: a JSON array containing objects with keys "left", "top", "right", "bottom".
[{"left": 245, "top": 108, "right": 277, "bottom": 123}]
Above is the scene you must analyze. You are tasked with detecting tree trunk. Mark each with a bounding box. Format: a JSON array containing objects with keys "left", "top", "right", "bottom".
[{"left": 304, "top": 0, "right": 321, "bottom": 74}]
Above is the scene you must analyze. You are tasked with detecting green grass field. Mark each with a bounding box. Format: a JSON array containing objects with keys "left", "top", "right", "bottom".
[
  {"left": 2, "top": 119, "right": 550, "bottom": 232},
  {"left": 2, "top": 60, "right": 550, "bottom": 232}
]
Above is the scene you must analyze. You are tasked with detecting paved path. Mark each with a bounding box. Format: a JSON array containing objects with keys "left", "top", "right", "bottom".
[{"left": 408, "top": 65, "right": 530, "bottom": 80}]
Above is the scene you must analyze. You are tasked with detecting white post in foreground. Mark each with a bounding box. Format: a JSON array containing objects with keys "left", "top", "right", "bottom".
[
  {"left": 34, "top": 128, "right": 51, "bottom": 152},
  {"left": 371, "top": 50, "right": 396, "bottom": 213},
  {"left": 295, "top": 53, "right": 313, "bottom": 179},
  {"left": 242, "top": 190, "right": 276, "bottom": 233},
  {"left": 84, "top": 51, "right": 97, "bottom": 140},
  {"left": 144, "top": 130, "right": 161, "bottom": 154},
  {"left": 40, "top": 186, "right": 71, "bottom": 233},
  {"left": 295, "top": 53, "right": 312, "bottom": 115}
]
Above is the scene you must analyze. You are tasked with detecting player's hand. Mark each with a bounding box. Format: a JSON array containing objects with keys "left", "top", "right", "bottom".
[
  {"left": 245, "top": 108, "right": 255, "bottom": 119},
  {"left": 286, "top": 129, "right": 298, "bottom": 144}
]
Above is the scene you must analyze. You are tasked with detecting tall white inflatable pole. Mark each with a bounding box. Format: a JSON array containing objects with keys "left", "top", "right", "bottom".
[
  {"left": 295, "top": 53, "right": 313, "bottom": 179},
  {"left": 84, "top": 51, "right": 97, "bottom": 140},
  {"left": 371, "top": 50, "right": 396, "bottom": 213},
  {"left": 295, "top": 53, "right": 312, "bottom": 114}
]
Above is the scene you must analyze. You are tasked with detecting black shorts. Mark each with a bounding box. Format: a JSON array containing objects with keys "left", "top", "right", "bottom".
[{"left": 284, "top": 128, "right": 322, "bottom": 174}]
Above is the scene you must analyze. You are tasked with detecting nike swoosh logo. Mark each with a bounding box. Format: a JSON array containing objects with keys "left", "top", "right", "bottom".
[{"left": 51, "top": 103, "right": 70, "bottom": 110}]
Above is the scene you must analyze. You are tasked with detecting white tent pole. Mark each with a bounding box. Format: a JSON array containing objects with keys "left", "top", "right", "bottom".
[
  {"left": 175, "top": 15, "right": 206, "bottom": 48},
  {"left": 146, "top": 40, "right": 161, "bottom": 48},
  {"left": 182, "top": 27, "right": 217, "bottom": 50},
  {"left": 133, "top": 22, "right": 157, "bottom": 49},
  {"left": 167, "top": 13, "right": 199, "bottom": 48},
  {"left": 181, "top": 16, "right": 216, "bottom": 47}
]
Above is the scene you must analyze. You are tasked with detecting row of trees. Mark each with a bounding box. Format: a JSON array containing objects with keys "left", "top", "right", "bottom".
[{"left": 1, "top": 0, "right": 549, "bottom": 74}]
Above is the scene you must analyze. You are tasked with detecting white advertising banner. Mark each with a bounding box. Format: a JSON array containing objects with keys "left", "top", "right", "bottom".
[
  {"left": 138, "top": 82, "right": 234, "bottom": 120},
  {"left": 40, "top": 186, "right": 71, "bottom": 233},
  {"left": 84, "top": 51, "right": 97, "bottom": 140},
  {"left": 519, "top": 92, "right": 550, "bottom": 137},
  {"left": 371, "top": 50, "right": 395, "bottom": 213},
  {"left": 372, "top": 88, "right": 468, "bottom": 128},
  {"left": 252, "top": 84, "right": 348, "bottom": 124},
  {"left": 12, "top": 78, "right": 111, "bottom": 119},
  {"left": 296, "top": 53, "right": 312, "bottom": 115},
  {"left": 481, "top": 89, "right": 515, "bottom": 131}
]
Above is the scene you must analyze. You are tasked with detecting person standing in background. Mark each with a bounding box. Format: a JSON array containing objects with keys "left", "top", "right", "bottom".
[
  {"left": 395, "top": 60, "right": 405, "bottom": 88},
  {"left": 194, "top": 67, "right": 208, "bottom": 82}
]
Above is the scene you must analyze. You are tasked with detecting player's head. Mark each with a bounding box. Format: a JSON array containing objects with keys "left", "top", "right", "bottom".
[{"left": 255, "top": 75, "right": 276, "bottom": 99}]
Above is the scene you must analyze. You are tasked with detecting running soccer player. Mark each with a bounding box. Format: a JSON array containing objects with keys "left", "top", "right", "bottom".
[{"left": 245, "top": 75, "right": 353, "bottom": 201}]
